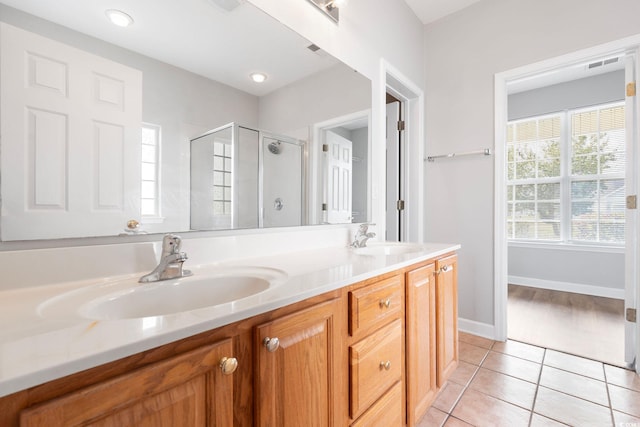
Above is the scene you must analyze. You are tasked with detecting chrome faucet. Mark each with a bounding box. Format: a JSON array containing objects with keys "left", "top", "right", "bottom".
[
  {"left": 139, "top": 234, "right": 193, "bottom": 283},
  {"left": 351, "top": 223, "right": 376, "bottom": 248}
]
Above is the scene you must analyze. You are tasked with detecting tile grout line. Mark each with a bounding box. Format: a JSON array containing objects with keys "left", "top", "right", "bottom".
[
  {"left": 527, "top": 347, "right": 546, "bottom": 427},
  {"left": 603, "top": 364, "right": 616, "bottom": 427}
]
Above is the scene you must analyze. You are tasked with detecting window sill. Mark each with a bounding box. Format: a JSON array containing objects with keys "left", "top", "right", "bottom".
[{"left": 507, "top": 240, "right": 624, "bottom": 254}]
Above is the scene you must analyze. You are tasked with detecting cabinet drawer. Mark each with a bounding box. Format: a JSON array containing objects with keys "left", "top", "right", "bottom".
[
  {"left": 351, "top": 380, "right": 403, "bottom": 427},
  {"left": 349, "top": 275, "right": 403, "bottom": 336},
  {"left": 349, "top": 319, "right": 403, "bottom": 419}
]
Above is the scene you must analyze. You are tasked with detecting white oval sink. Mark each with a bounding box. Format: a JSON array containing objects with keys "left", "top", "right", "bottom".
[
  {"left": 38, "top": 266, "right": 288, "bottom": 320},
  {"left": 353, "top": 242, "right": 423, "bottom": 256}
]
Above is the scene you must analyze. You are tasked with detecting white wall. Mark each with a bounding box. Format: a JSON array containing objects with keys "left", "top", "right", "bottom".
[{"left": 424, "top": 0, "right": 640, "bottom": 330}]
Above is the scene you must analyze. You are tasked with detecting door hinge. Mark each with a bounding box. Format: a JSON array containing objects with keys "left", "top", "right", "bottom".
[
  {"left": 397, "top": 200, "right": 405, "bottom": 211},
  {"left": 627, "top": 195, "right": 637, "bottom": 210},
  {"left": 627, "top": 308, "right": 637, "bottom": 323},
  {"left": 321, "top": 203, "right": 327, "bottom": 211},
  {"left": 397, "top": 120, "right": 405, "bottom": 131},
  {"left": 322, "top": 144, "right": 329, "bottom": 152},
  {"left": 627, "top": 82, "right": 636, "bottom": 97}
]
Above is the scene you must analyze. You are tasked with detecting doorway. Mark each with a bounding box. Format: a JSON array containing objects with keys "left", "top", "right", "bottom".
[
  {"left": 386, "top": 92, "right": 403, "bottom": 241},
  {"left": 495, "top": 42, "right": 640, "bottom": 372}
]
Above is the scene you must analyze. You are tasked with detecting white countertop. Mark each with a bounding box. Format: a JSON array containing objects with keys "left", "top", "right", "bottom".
[{"left": 0, "top": 242, "right": 459, "bottom": 398}]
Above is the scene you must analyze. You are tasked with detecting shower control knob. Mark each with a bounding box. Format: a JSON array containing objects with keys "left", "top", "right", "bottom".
[{"left": 274, "top": 198, "right": 284, "bottom": 211}]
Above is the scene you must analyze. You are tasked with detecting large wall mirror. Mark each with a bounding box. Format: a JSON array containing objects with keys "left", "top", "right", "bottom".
[{"left": 0, "top": 0, "right": 371, "bottom": 242}]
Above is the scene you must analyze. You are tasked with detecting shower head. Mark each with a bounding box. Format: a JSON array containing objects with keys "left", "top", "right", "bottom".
[{"left": 267, "top": 141, "right": 281, "bottom": 155}]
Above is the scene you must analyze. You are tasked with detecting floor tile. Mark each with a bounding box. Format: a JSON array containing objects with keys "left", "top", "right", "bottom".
[
  {"left": 481, "top": 351, "right": 541, "bottom": 383},
  {"left": 459, "top": 331, "right": 495, "bottom": 349},
  {"left": 451, "top": 388, "right": 531, "bottom": 427},
  {"left": 605, "top": 364, "right": 640, "bottom": 392},
  {"left": 468, "top": 367, "right": 537, "bottom": 410},
  {"left": 448, "top": 361, "right": 479, "bottom": 387},
  {"left": 613, "top": 410, "right": 640, "bottom": 425},
  {"left": 533, "top": 386, "right": 612, "bottom": 426},
  {"left": 529, "top": 413, "right": 569, "bottom": 426},
  {"left": 432, "top": 381, "right": 465, "bottom": 414},
  {"left": 417, "top": 407, "right": 448, "bottom": 427},
  {"left": 608, "top": 383, "right": 640, "bottom": 418},
  {"left": 459, "top": 341, "right": 490, "bottom": 365},
  {"left": 492, "top": 339, "right": 545, "bottom": 363},
  {"left": 539, "top": 365, "right": 609, "bottom": 406},
  {"left": 543, "top": 349, "right": 605, "bottom": 381},
  {"left": 443, "top": 417, "right": 474, "bottom": 427}
]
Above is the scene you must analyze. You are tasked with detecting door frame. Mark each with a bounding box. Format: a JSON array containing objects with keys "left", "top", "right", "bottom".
[
  {"left": 494, "top": 35, "right": 640, "bottom": 371},
  {"left": 381, "top": 59, "right": 424, "bottom": 242}
]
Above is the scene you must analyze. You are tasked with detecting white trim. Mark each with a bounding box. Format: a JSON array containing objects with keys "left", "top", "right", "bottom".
[
  {"left": 508, "top": 240, "right": 625, "bottom": 254},
  {"left": 458, "top": 318, "right": 497, "bottom": 341},
  {"left": 495, "top": 34, "right": 640, "bottom": 350},
  {"left": 509, "top": 276, "right": 625, "bottom": 300},
  {"left": 381, "top": 59, "right": 425, "bottom": 243}
]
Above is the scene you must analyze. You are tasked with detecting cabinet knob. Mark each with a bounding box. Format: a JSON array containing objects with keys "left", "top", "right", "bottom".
[
  {"left": 379, "top": 360, "right": 391, "bottom": 371},
  {"left": 439, "top": 265, "right": 451, "bottom": 274},
  {"left": 219, "top": 357, "right": 238, "bottom": 375},
  {"left": 379, "top": 298, "right": 391, "bottom": 308},
  {"left": 263, "top": 337, "right": 280, "bottom": 352}
]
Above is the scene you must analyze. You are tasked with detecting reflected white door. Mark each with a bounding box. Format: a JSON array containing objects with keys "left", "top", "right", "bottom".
[
  {"left": 325, "top": 131, "right": 352, "bottom": 224},
  {"left": 0, "top": 23, "right": 142, "bottom": 240},
  {"left": 624, "top": 49, "right": 639, "bottom": 370}
]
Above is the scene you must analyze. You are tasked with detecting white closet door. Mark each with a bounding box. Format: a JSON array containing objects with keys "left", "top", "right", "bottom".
[
  {"left": 325, "top": 131, "right": 352, "bottom": 224},
  {"left": 1, "top": 23, "right": 142, "bottom": 240}
]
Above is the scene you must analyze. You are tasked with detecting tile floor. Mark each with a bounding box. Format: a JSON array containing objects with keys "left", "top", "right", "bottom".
[{"left": 418, "top": 332, "right": 640, "bottom": 427}]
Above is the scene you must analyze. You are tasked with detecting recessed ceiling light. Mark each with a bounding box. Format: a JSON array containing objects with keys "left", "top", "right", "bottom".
[
  {"left": 105, "top": 9, "right": 134, "bottom": 27},
  {"left": 250, "top": 73, "right": 267, "bottom": 83}
]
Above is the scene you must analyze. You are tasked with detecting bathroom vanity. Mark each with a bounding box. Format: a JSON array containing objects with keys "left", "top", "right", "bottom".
[{"left": 0, "top": 237, "right": 459, "bottom": 426}]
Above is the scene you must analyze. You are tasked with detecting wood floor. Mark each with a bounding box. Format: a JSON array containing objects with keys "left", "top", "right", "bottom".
[{"left": 507, "top": 284, "right": 626, "bottom": 367}]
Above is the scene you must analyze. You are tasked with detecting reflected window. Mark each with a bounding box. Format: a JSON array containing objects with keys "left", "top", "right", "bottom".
[
  {"left": 141, "top": 123, "right": 161, "bottom": 218},
  {"left": 213, "top": 141, "right": 232, "bottom": 216}
]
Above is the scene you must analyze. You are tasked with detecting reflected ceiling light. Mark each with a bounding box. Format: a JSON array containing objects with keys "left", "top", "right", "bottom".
[
  {"left": 105, "top": 9, "right": 134, "bottom": 27},
  {"left": 306, "top": 0, "right": 347, "bottom": 23},
  {"left": 250, "top": 72, "right": 267, "bottom": 83}
]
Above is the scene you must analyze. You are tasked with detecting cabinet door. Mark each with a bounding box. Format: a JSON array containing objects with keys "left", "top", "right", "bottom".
[
  {"left": 436, "top": 254, "right": 458, "bottom": 386},
  {"left": 406, "top": 263, "right": 437, "bottom": 426},
  {"left": 255, "top": 298, "right": 341, "bottom": 427},
  {"left": 20, "top": 339, "right": 236, "bottom": 427}
]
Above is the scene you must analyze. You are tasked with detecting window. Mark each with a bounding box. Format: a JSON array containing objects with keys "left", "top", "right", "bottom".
[
  {"left": 141, "top": 124, "right": 161, "bottom": 218},
  {"left": 507, "top": 102, "right": 625, "bottom": 245},
  {"left": 212, "top": 141, "right": 232, "bottom": 216}
]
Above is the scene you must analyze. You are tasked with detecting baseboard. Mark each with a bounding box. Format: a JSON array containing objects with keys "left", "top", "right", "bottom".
[
  {"left": 458, "top": 318, "right": 497, "bottom": 341},
  {"left": 508, "top": 275, "right": 625, "bottom": 300}
]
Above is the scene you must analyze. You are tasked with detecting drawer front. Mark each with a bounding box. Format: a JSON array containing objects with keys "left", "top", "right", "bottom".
[
  {"left": 349, "top": 275, "right": 403, "bottom": 336},
  {"left": 349, "top": 319, "right": 403, "bottom": 419},
  {"left": 351, "top": 380, "right": 403, "bottom": 427}
]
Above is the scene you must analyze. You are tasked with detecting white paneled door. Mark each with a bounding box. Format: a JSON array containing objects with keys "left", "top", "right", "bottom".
[
  {"left": 0, "top": 23, "right": 142, "bottom": 240},
  {"left": 325, "top": 130, "right": 352, "bottom": 224}
]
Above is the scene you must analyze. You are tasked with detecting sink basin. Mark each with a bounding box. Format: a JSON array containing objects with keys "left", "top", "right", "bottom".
[
  {"left": 38, "top": 266, "right": 288, "bottom": 320},
  {"left": 353, "top": 242, "right": 423, "bottom": 256}
]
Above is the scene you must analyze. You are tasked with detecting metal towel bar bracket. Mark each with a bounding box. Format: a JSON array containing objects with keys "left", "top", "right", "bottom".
[{"left": 425, "top": 148, "right": 492, "bottom": 162}]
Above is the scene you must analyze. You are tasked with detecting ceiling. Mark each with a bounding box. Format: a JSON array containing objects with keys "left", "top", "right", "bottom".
[
  {"left": 403, "top": 0, "right": 484, "bottom": 24},
  {"left": 0, "top": 0, "right": 339, "bottom": 97}
]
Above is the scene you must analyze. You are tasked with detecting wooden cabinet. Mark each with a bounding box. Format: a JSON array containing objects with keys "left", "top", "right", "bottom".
[
  {"left": 347, "top": 274, "right": 405, "bottom": 425},
  {"left": 254, "top": 298, "right": 343, "bottom": 427},
  {"left": 436, "top": 254, "right": 459, "bottom": 386},
  {"left": 405, "top": 263, "right": 437, "bottom": 426},
  {"left": 19, "top": 339, "right": 236, "bottom": 427}
]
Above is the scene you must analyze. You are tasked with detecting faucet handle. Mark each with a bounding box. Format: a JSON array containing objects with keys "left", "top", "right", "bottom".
[{"left": 162, "top": 234, "right": 183, "bottom": 255}]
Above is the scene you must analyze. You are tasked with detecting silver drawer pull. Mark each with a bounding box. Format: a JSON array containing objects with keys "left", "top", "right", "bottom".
[
  {"left": 219, "top": 357, "right": 238, "bottom": 375},
  {"left": 379, "top": 298, "right": 391, "bottom": 308},
  {"left": 439, "top": 265, "right": 451, "bottom": 274},
  {"left": 263, "top": 337, "right": 280, "bottom": 352},
  {"left": 379, "top": 360, "right": 391, "bottom": 371}
]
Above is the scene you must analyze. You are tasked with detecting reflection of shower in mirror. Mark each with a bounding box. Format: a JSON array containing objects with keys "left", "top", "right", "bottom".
[
  {"left": 190, "top": 123, "right": 304, "bottom": 231},
  {"left": 267, "top": 141, "right": 282, "bottom": 155}
]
